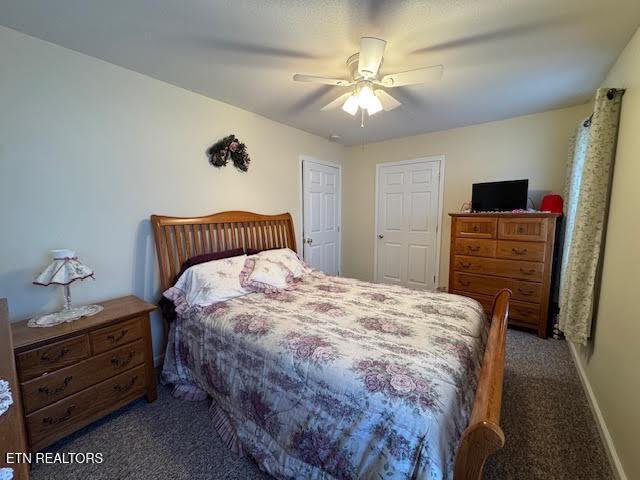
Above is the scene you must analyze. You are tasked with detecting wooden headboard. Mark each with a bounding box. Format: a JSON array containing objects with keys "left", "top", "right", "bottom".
[{"left": 151, "top": 211, "right": 296, "bottom": 291}]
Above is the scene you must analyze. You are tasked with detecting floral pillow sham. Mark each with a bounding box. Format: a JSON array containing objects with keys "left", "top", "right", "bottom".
[
  {"left": 163, "top": 255, "right": 249, "bottom": 315},
  {"left": 253, "top": 248, "right": 310, "bottom": 278},
  {"left": 239, "top": 256, "right": 297, "bottom": 293}
]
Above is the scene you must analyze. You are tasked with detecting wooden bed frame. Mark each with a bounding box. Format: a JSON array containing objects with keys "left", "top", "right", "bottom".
[{"left": 150, "top": 210, "right": 510, "bottom": 480}]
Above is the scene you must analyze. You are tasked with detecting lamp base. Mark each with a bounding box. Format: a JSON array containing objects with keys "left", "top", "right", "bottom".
[{"left": 28, "top": 304, "right": 104, "bottom": 328}]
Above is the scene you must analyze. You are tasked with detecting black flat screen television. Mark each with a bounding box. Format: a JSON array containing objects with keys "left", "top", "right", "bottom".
[{"left": 471, "top": 179, "right": 528, "bottom": 212}]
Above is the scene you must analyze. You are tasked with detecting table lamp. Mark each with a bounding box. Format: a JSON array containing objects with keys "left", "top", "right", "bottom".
[{"left": 29, "top": 249, "right": 104, "bottom": 327}]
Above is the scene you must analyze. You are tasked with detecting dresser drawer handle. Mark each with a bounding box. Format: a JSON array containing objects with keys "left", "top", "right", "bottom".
[
  {"left": 40, "top": 348, "right": 70, "bottom": 363},
  {"left": 472, "top": 225, "right": 479, "bottom": 232},
  {"left": 460, "top": 262, "right": 472, "bottom": 269},
  {"left": 113, "top": 375, "right": 138, "bottom": 393},
  {"left": 38, "top": 376, "right": 73, "bottom": 396},
  {"left": 518, "top": 287, "right": 535, "bottom": 296},
  {"left": 111, "top": 352, "right": 135, "bottom": 370},
  {"left": 42, "top": 405, "right": 76, "bottom": 425},
  {"left": 512, "top": 248, "right": 528, "bottom": 255},
  {"left": 517, "top": 226, "right": 526, "bottom": 234},
  {"left": 107, "top": 329, "right": 129, "bottom": 344},
  {"left": 520, "top": 267, "right": 536, "bottom": 275},
  {"left": 459, "top": 279, "right": 471, "bottom": 287},
  {"left": 467, "top": 245, "right": 481, "bottom": 253}
]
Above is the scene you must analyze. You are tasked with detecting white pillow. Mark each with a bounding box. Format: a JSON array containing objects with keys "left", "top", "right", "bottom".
[
  {"left": 240, "top": 256, "right": 295, "bottom": 293},
  {"left": 164, "top": 255, "right": 248, "bottom": 313},
  {"left": 254, "top": 248, "right": 309, "bottom": 278}
]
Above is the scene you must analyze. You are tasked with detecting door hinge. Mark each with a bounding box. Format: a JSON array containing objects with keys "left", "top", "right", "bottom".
[{"left": 337, "top": 226, "right": 340, "bottom": 232}]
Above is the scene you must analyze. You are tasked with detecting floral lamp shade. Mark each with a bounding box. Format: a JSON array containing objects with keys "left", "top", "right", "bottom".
[
  {"left": 29, "top": 250, "right": 103, "bottom": 328},
  {"left": 33, "top": 250, "right": 94, "bottom": 286}
]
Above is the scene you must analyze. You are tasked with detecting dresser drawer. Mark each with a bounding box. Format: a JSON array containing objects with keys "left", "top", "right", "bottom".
[
  {"left": 496, "top": 240, "right": 546, "bottom": 262},
  {"left": 453, "top": 255, "right": 544, "bottom": 282},
  {"left": 17, "top": 335, "right": 90, "bottom": 381},
  {"left": 454, "top": 217, "right": 497, "bottom": 239},
  {"left": 454, "top": 238, "right": 496, "bottom": 258},
  {"left": 508, "top": 301, "right": 541, "bottom": 326},
  {"left": 90, "top": 317, "right": 142, "bottom": 354},
  {"left": 452, "top": 290, "right": 540, "bottom": 326},
  {"left": 498, "top": 218, "right": 548, "bottom": 242},
  {"left": 452, "top": 272, "right": 543, "bottom": 303},
  {"left": 26, "top": 364, "right": 146, "bottom": 450},
  {"left": 21, "top": 339, "right": 146, "bottom": 414}
]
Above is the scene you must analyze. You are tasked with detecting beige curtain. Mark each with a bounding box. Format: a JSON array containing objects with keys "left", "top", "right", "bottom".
[{"left": 559, "top": 88, "right": 623, "bottom": 345}]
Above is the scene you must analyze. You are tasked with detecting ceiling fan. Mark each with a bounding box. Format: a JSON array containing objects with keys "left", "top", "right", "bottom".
[{"left": 293, "top": 37, "right": 443, "bottom": 119}]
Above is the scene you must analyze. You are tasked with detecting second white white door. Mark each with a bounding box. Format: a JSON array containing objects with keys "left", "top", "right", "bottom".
[
  {"left": 302, "top": 160, "right": 340, "bottom": 275},
  {"left": 376, "top": 158, "right": 442, "bottom": 290}
]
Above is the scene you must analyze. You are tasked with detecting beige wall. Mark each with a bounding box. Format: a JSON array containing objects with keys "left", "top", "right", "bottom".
[
  {"left": 342, "top": 103, "right": 590, "bottom": 284},
  {"left": 574, "top": 27, "right": 640, "bottom": 480},
  {"left": 0, "top": 27, "right": 344, "bottom": 358}
]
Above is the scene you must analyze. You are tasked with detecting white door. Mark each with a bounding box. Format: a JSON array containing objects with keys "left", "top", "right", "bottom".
[
  {"left": 302, "top": 160, "right": 341, "bottom": 275},
  {"left": 376, "top": 159, "right": 442, "bottom": 290}
]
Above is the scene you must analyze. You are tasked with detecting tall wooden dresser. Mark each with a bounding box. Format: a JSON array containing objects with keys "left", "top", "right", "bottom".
[{"left": 448, "top": 213, "right": 560, "bottom": 337}]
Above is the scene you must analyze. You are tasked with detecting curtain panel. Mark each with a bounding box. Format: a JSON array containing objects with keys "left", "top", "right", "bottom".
[{"left": 559, "top": 88, "right": 623, "bottom": 345}]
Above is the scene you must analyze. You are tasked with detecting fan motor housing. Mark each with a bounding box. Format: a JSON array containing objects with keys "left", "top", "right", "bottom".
[{"left": 347, "top": 53, "right": 382, "bottom": 81}]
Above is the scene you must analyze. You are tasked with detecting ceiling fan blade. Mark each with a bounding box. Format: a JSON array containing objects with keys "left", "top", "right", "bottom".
[
  {"left": 358, "top": 37, "right": 387, "bottom": 77},
  {"left": 379, "top": 65, "right": 443, "bottom": 87},
  {"left": 320, "top": 92, "right": 353, "bottom": 111},
  {"left": 375, "top": 90, "right": 402, "bottom": 111},
  {"left": 293, "top": 74, "right": 352, "bottom": 86}
]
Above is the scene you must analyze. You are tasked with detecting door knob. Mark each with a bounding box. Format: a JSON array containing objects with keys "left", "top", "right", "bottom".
[
  {"left": 304, "top": 238, "right": 313, "bottom": 244},
  {"left": 378, "top": 234, "right": 384, "bottom": 239}
]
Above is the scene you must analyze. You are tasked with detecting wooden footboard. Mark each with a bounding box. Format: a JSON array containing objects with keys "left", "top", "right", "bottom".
[{"left": 454, "top": 288, "right": 511, "bottom": 480}]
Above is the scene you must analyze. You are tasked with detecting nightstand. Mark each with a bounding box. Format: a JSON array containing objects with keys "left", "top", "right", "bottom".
[{"left": 11, "top": 295, "right": 156, "bottom": 451}]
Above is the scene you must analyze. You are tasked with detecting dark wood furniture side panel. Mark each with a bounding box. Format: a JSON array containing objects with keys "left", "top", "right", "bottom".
[{"left": 0, "top": 299, "right": 30, "bottom": 480}]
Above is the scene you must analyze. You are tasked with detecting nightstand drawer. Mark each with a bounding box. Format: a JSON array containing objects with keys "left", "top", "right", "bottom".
[
  {"left": 17, "top": 335, "right": 90, "bottom": 381},
  {"left": 21, "top": 339, "right": 145, "bottom": 414},
  {"left": 26, "top": 365, "right": 146, "bottom": 450},
  {"left": 90, "top": 317, "right": 142, "bottom": 354}
]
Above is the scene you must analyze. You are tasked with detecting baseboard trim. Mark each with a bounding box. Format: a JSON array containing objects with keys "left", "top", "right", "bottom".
[{"left": 568, "top": 341, "right": 627, "bottom": 480}]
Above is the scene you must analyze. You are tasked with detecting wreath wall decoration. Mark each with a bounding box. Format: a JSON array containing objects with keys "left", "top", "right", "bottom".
[{"left": 207, "top": 134, "right": 251, "bottom": 172}]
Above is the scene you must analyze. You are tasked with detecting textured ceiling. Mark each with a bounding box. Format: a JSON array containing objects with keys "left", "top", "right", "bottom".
[{"left": 1, "top": 0, "right": 639, "bottom": 145}]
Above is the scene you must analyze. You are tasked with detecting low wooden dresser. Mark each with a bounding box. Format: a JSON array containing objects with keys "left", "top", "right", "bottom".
[
  {"left": 449, "top": 212, "right": 560, "bottom": 337},
  {"left": 11, "top": 295, "right": 156, "bottom": 451}
]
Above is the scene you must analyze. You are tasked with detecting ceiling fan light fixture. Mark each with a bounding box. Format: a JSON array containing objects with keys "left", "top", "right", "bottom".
[
  {"left": 357, "top": 84, "right": 375, "bottom": 108},
  {"left": 366, "top": 94, "right": 383, "bottom": 115},
  {"left": 342, "top": 95, "right": 359, "bottom": 116}
]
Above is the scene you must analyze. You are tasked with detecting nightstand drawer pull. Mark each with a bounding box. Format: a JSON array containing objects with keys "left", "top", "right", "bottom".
[
  {"left": 107, "top": 329, "right": 129, "bottom": 344},
  {"left": 460, "top": 262, "right": 472, "bottom": 269},
  {"left": 38, "top": 376, "right": 73, "bottom": 396},
  {"left": 113, "top": 375, "right": 138, "bottom": 393},
  {"left": 518, "top": 287, "right": 535, "bottom": 296},
  {"left": 519, "top": 267, "right": 536, "bottom": 275},
  {"left": 459, "top": 279, "right": 471, "bottom": 287},
  {"left": 512, "top": 248, "right": 528, "bottom": 255},
  {"left": 43, "top": 406, "right": 75, "bottom": 425},
  {"left": 40, "top": 348, "right": 69, "bottom": 363},
  {"left": 467, "top": 245, "right": 480, "bottom": 252},
  {"left": 111, "top": 352, "right": 134, "bottom": 369}
]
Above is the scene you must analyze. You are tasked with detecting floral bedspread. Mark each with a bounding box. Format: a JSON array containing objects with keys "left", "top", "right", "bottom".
[{"left": 162, "top": 271, "right": 488, "bottom": 480}]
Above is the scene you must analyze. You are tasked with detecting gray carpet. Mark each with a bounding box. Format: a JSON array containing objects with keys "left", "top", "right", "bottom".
[{"left": 32, "top": 330, "right": 613, "bottom": 480}]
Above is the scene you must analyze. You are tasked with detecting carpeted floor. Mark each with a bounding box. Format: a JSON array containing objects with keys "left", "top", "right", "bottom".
[{"left": 31, "top": 330, "right": 613, "bottom": 480}]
